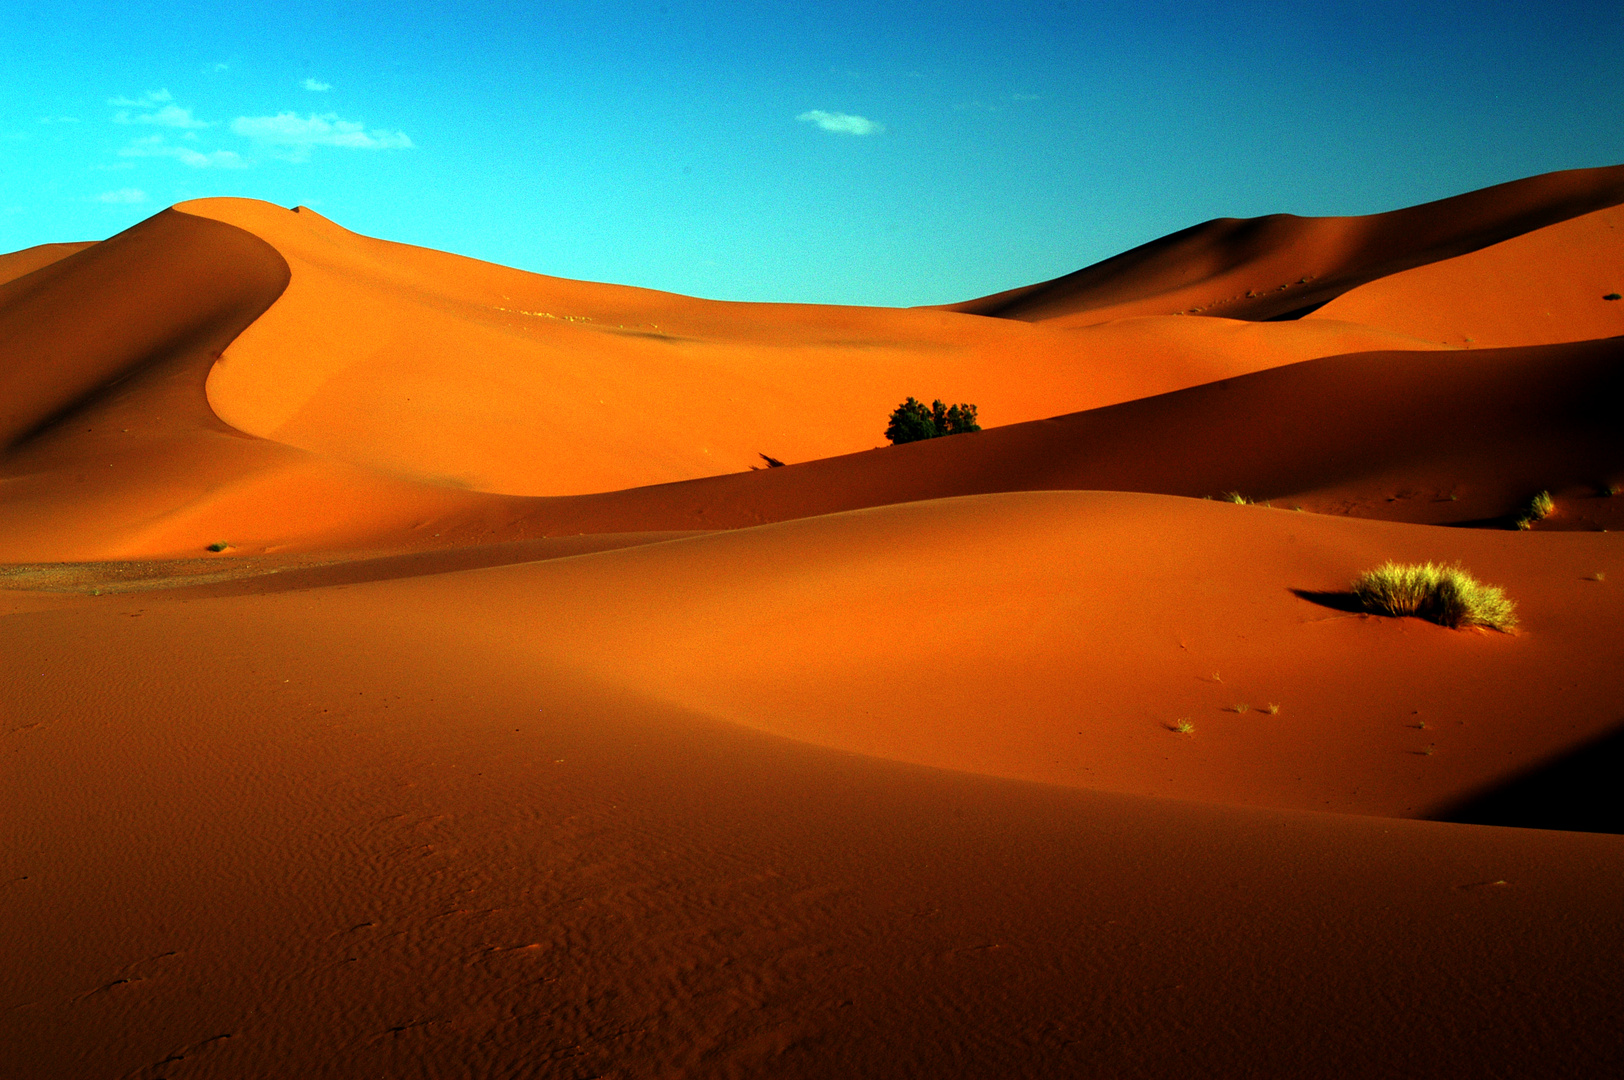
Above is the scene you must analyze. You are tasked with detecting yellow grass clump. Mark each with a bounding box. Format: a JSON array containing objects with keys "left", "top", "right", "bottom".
[{"left": 1351, "top": 561, "right": 1517, "bottom": 632}]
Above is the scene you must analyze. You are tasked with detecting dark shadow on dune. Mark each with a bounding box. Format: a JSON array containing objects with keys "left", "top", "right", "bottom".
[
  {"left": 1290, "top": 588, "right": 1365, "bottom": 614},
  {"left": 1263, "top": 298, "right": 1333, "bottom": 321},
  {"left": 1431, "top": 723, "right": 1624, "bottom": 835},
  {"left": 1443, "top": 513, "right": 1524, "bottom": 530}
]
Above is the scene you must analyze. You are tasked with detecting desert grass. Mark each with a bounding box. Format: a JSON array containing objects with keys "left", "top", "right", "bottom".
[
  {"left": 1221, "top": 491, "right": 1251, "bottom": 505},
  {"left": 1231, "top": 703, "right": 1250, "bottom": 713},
  {"left": 1514, "top": 491, "right": 1555, "bottom": 530},
  {"left": 1350, "top": 561, "right": 1518, "bottom": 632},
  {"left": 1169, "top": 719, "right": 1195, "bottom": 735},
  {"left": 1263, "top": 703, "right": 1280, "bottom": 715}
]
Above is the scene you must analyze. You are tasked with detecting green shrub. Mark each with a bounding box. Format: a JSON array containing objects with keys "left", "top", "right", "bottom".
[
  {"left": 885, "top": 397, "right": 980, "bottom": 444},
  {"left": 1514, "top": 490, "right": 1555, "bottom": 530},
  {"left": 1351, "top": 561, "right": 1517, "bottom": 631}
]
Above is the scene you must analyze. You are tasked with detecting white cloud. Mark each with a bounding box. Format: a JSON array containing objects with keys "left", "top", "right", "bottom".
[
  {"left": 94, "top": 188, "right": 147, "bottom": 204},
  {"left": 119, "top": 135, "right": 246, "bottom": 169},
  {"left": 302, "top": 78, "right": 332, "bottom": 91},
  {"left": 117, "top": 104, "right": 211, "bottom": 129},
  {"left": 109, "top": 90, "right": 172, "bottom": 108},
  {"left": 797, "top": 110, "right": 883, "bottom": 135},
  {"left": 229, "top": 112, "right": 413, "bottom": 161}
]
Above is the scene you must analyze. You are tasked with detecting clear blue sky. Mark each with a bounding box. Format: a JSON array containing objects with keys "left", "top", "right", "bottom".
[{"left": 3, "top": 0, "right": 1621, "bottom": 305}]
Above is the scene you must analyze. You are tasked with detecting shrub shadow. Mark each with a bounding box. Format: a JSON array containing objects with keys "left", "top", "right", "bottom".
[
  {"left": 1290, "top": 588, "right": 1365, "bottom": 614},
  {"left": 1431, "top": 722, "right": 1624, "bottom": 835}
]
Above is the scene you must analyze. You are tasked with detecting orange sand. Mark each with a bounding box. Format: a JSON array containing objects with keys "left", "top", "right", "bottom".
[{"left": 3, "top": 165, "right": 1622, "bottom": 1077}]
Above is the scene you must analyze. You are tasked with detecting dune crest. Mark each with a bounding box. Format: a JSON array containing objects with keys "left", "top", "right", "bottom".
[
  {"left": 1308, "top": 202, "right": 1624, "bottom": 347},
  {"left": 943, "top": 162, "right": 1624, "bottom": 324}
]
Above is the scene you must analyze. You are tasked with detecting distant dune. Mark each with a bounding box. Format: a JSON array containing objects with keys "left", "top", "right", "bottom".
[
  {"left": 942, "top": 162, "right": 1624, "bottom": 323},
  {"left": 3, "top": 165, "right": 1622, "bottom": 1078}
]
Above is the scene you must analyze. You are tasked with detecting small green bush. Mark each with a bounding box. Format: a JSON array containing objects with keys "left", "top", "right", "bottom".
[
  {"left": 1351, "top": 561, "right": 1517, "bottom": 631},
  {"left": 885, "top": 397, "right": 980, "bottom": 445},
  {"left": 1514, "top": 490, "right": 1555, "bottom": 530}
]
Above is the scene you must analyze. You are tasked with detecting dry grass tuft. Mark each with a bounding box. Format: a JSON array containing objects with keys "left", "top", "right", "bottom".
[
  {"left": 1169, "top": 719, "right": 1195, "bottom": 735},
  {"left": 1514, "top": 491, "right": 1555, "bottom": 530},
  {"left": 1351, "top": 561, "right": 1517, "bottom": 632},
  {"left": 1221, "top": 491, "right": 1251, "bottom": 505},
  {"left": 1263, "top": 703, "right": 1280, "bottom": 715}
]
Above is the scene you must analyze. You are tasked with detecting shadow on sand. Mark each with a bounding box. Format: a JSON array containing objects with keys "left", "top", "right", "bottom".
[
  {"left": 1289, "top": 588, "right": 1366, "bottom": 614},
  {"left": 1431, "top": 722, "right": 1624, "bottom": 835}
]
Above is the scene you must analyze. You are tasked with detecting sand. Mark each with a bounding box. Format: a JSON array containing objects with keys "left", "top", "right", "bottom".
[{"left": 2, "top": 164, "right": 1622, "bottom": 1078}]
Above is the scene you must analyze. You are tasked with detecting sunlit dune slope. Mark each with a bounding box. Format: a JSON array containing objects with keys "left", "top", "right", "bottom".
[
  {"left": 177, "top": 490, "right": 1618, "bottom": 821},
  {"left": 449, "top": 334, "right": 1623, "bottom": 539},
  {"left": 943, "top": 162, "right": 1624, "bottom": 324},
  {"left": 1308, "top": 202, "right": 1624, "bottom": 347},
  {"left": 8, "top": 568, "right": 1622, "bottom": 1077},
  {"left": 178, "top": 199, "right": 1456, "bottom": 499}
]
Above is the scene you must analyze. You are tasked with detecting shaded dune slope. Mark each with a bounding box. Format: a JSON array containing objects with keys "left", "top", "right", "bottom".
[
  {"left": 943, "top": 162, "right": 1624, "bottom": 324},
  {"left": 0, "top": 241, "right": 95, "bottom": 287}
]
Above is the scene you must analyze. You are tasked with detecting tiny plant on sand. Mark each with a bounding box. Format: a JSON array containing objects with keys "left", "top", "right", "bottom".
[
  {"left": 206, "top": 541, "right": 230, "bottom": 552},
  {"left": 1264, "top": 703, "right": 1280, "bottom": 715},
  {"left": 1232, "top": 703, "right": 1250, "bottom": 713},
  {"left": 1351, "top": 561, "right": 1517, "bottom": 631},
  {"left": 1514, "top": 491, "right": 1555, "bottom": 530},
  {"left": 1170, "top": 719, "right": 1195, "bottom": 735},
  {"left": 1222, "top": 491, "right": 1251, "bottom": 505}
]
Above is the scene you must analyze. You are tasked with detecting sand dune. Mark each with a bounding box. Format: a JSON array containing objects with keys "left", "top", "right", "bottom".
[
  {"left": 1308, "top": 201, "right": 1624, "bottom": 347},
  {"left": 4, "top": 165, "right": 1622, "bottom": 1077},
  {"left": 944, "top": 162, "right": 1624, "bottom": 324}
]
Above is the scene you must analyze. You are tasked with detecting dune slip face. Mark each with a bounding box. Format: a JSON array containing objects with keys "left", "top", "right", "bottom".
[{"left": 4, "top": 163, "right": 1624, "bottom": 1077}]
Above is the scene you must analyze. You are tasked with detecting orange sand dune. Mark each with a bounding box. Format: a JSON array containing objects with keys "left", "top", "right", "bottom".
[
  {"left": 0, "top": 210, "right": 531, "bottom": 561},
  {"left": 4, "top": 165, "right": 1624, "bottom": 1077},
  {"left": 5, "top": 493, "right": 1623, "bottom": 1077},
  {"left": 180, "top": 199, "right": 1456, "bottom": 500},
  {"left": 1308, "top": 202, "right": 1624, "bottom": 348},
  {"left": 0, "top": 241, "right": 94, "bottom": 287},
  {"left": 180, "top": 491, "right": 1624, "bottom": 822},
  {"left": 398, "top": 334, "right": 1616, "bottom": 542},
  {"left": 944, "top": 162, "right": 1624, "bottom": 324}
]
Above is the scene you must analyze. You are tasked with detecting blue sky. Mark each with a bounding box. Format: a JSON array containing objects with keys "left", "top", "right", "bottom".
[{"left": 3, "top": 1, "right": 1621, "bottom": 305}]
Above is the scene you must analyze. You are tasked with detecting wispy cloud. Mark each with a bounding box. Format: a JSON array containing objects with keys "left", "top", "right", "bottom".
[
  {"left": 119, "top": 135, "right": 245, "bottom": 169},
  {"left": 229, "top": 112, "right": 413, "bottom": 161},
  {"left": 797, "top": 110, "right": 883, "bottom": 135},
  {"left": 117, "top": 104, "right": 211, "bottom": 129},
  {"left": 109, "top": 90, "right": 172, "bottom": 108},
  {"left": 94, "top": 188, "right": 147, "bottom": 204},
  {"left": 206, "top": 62, "right": 229, "bottom": 73},
  {"left": 302, "top": 78, "right": 332, "bottom": 91},
  {"left": 110, "top": 90, "right": 211, "bottom": 129}
]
